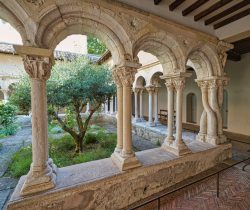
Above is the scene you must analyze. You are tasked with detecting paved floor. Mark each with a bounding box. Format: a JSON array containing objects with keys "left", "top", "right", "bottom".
[{"left": 132, "top": 154, "right": 250, "bottom": 210}]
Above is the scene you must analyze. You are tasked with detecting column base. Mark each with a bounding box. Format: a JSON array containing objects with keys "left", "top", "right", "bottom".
[
  {"left": 162, "top": 140, "right": 191, "bottom": 156},
  {"left": 139, "top": 118, "right": 146, "bottom": 122},
  {"left": 219, "top": 134, "right": 227, "bottom": 144},
  {"left": 20, "top": 163, "right": 57, "bottom": 196},
  {"left": 111, "top": 152, "right": 141, "bottom": 171},
  {"left": 133, "top": 118, "right": 141, "bottom": 123},
  {"left": 147, "top": 121, "right": 155, "bottom": 127},
  {"left": 196, "top": 133, "right": 206, "bottom": 142},
  {"left": 206, "top": 135, "right": 220, "bottom": 145},
  {"left": 154, "top": 120, "right": 161, "bottom": 126}
]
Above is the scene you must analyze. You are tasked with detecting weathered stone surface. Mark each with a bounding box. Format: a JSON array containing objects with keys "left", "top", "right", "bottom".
[{"left": 7, "top": 143, "right": 231, "bottom": 210}]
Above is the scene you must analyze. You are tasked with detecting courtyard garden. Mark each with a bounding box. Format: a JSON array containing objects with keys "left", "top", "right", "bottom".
[{"left": 7, "top": 122, "right": 117, "bottom": 178}]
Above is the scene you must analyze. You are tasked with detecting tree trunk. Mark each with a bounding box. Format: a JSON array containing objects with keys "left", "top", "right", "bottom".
[{"left": 75, "top": 137, "right": 83, "bottom": 153}]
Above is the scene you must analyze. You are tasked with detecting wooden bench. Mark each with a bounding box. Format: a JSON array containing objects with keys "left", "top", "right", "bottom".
[
  {"left": 158, "top": 109, "right": 176, "bottom": 124},
  {"left": 158, "top": 109, "right": 168, "bottom": 121}
]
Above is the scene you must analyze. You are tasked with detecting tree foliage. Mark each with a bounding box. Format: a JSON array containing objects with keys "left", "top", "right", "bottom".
[
  {"left": 10, "top": 58, "right": 115, "bottom": 152},
  {"left": 87, "top": 36, "right": 107, "bottom": 55}
]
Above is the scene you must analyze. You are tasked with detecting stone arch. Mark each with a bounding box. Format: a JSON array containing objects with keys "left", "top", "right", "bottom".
[
  {"left": 35, "top": 3, "right": 133, "bottom": 65},
  {"left": 0, "top": 3, "right": 31, "bottom": 44},
  {"left": 134, "top": 75, "right": 146, "bottom": 88},
  {"left": 186, "top": 44, "right": 221, "bottom": 79},
  {"left": 133, "top": 31, "right": 184, "bottom": 75},
  {"left": 149, "top": 71, "right": 163, "bottom": 86}
]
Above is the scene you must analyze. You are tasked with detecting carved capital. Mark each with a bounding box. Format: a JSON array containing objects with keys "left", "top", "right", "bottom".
[
  {"left": 116, "top": 67, "right": 137, "bottom": 87},
  {"left": 196, "top": 80, "right": 209, "bottom": 89},
  {"left": 217, "top": 41, "right": 233, "bottom": 69},
  {"left": 133, "top": 87, "right": 140, "bottom": 94},
  {"left": 164, "top": 79, "right": 174, "bottom": 90},
  {"left": 23, "top": 55, "right": 52, "bottom": 81},
  {"left": 208, "top": 80, "right": 218, "bottom": 89},
  {"left": 173, "top": 78, "right": 185, "bottom": 91},
  {"left": 112, "top": 69, "right": 122, "bottom": 87},
  {"left": 146, "top": 85, "right": 155, "bottom": 93}
]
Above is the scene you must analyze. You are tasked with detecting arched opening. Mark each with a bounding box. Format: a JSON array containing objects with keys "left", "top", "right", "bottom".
[
  {"left": 186, "top": 93, "right": 197, "bottom": 123},
  {"left": 222, "top": 90, "right": 228, "bottom": 129}
]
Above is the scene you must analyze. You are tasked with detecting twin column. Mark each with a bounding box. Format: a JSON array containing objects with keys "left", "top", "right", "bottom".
[
  {"left": 162, "top": 73, "right": 191, "bottom": 156},
  {"left": 111, "top": 65, "right": 141, "bottom": 171}
]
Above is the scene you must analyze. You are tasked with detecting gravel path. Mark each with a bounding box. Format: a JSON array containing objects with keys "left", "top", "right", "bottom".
[{"left": 0, "top": 126, "right": 32, "bottom": 210}]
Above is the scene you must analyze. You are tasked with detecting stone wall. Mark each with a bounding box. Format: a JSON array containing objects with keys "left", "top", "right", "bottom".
[{"left": 7, "top": 144, "right": 232, "bottom": 210}]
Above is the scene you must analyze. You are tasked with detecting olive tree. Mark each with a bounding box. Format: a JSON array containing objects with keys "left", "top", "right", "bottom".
[{"left": 10, "top": 58, "right": 115, "bottom": 153}]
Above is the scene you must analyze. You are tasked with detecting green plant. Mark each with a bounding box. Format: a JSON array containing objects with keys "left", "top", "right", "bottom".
[
  {"left": 156, "top": 140, "right": 161, "bottom": 147},
  {"left": 0, "top": 103, "right": 18, "bottom": 136},
  {"left": 11, "top": 58, "right": 116, "bottom": 153},
  {"left": 0, "top": 142, "right": 3, "bottom": 150}
]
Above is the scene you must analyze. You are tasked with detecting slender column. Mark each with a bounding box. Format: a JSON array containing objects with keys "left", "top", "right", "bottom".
[
  {"left": 139, "top": 88, "right": 144, "bottom": 121},
  {"left": 197, "top": 80, "right": 217, "bottom": 145},
  {"left": 104, "top": 102, "right": 108, "bottom": 113},
  {"left": 165, "top": 80, "right": 175, "bottom": 144},
  {"left": 85, "top": 102, "right": 90, "bottom": 114},
  {"left": 146, "top": 85, "right": 155, "bottom": 127},
  {"left": 110, "top": 97, "right": 114, "bottom": 115},
  {"left": 133, "top": 88, "right": 140, "bottom": 122},
  {"left": 154, "top": 87, "right": 160, "bottom": 125},
  {"left": 20, "top": 53, "right": 56, "bottom": 195},
  {"left": 2, "top": 90, "right": 9, "bottom": 102},
  {"left": 114, "top": 96, "right": 117, "bottom": 113},
  {"left": 111, "top": 66, "right": 141, "bottom": 171},
  {"left": 112, "top": 71, "right": 123, "bottom": 152}
]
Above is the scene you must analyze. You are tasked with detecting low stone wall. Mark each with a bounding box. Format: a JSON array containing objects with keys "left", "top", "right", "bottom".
[
  {"left": 7, "top": 144, "right": 231, "bottom": 210},
  {"left": 132, "top": 124, "right": 165, "bottom": 144}
]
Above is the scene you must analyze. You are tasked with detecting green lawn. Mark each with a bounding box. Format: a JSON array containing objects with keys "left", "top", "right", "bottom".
[{"left": 7, "top": 125, "right": 117, "bottom": 178}]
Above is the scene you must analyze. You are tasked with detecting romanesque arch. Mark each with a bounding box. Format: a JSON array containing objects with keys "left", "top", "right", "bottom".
[{"left": 132, "top": 31, "right": 184, "bottom": 74}]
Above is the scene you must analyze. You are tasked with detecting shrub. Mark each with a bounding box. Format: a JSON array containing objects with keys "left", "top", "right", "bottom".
[
  {"left": 0, "top": 142, "right": 3, "bottom": 150},
  {"left": 84, "top": 132, "right": 98, "bottom": 144},
  {"left": 0, "top": 103, "right": 18, "bottom": 136}
]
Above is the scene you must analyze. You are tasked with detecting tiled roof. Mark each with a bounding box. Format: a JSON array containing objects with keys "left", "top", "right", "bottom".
[{"left": 0, "top": 42, "right": 100, "bottom": 62}]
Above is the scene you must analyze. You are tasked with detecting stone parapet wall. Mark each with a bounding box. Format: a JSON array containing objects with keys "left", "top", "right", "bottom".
[{"left": 8, "top": 144, "right": 231, "bottom": 210}]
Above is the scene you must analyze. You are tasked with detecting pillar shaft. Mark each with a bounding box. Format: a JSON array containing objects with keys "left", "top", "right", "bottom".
[
  {"left": 18, "top": 52, "right": 56, "bottom": 195},
  {"left": 146, "top": 86, "right": 155, "bottom": 126},
  {"left": 139, "top": 89, "right": 144, "bottom": 120},
  {"left": 166, "top": 83, "right": 174, "bottom": 142},
  {"left": 116, "top": 86, "right": 123, "bottom": 152},
  {"left": 133, "top": 88, "right": 139, "bottom": 122},
  {"left": 154, "top": 87, "right": 159, "bottom": 124}
]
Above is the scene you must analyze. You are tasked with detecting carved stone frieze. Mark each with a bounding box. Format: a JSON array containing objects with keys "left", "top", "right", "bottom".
[{"left": 23, "top": 55, "right": 52, "bottom": 80}]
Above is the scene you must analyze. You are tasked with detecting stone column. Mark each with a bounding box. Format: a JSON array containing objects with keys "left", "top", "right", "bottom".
[
  {"left": 110, "top": 97, "right": 114, "bottom": 115},
  {"left": 163, "top": 80, "right": 175, "bottom": 145},
  {"left": 154, "top": 87, "right": 160, "bottom": 125},
  {"left": 85, "top": 102, "right": 90, "bottom": 114},
  {"left": 146, "top": 85, "right": 155, "bottom": 127},
  {"left": 104, "top": 102, "right": 108, "bottom": 114},
  {"left": 139, "top": 88, "right": 145, "bottom": 121},
  {"left": 173, "top": 78, "right": 191, "bottom": 155},
  {"left": 2, "top": 89, "right": 9, "bottom": 102},
  {"left": 196, "top": 80, "right": 218, "bottom": 145},
  {"left": 133, "top": 88, "right": 140, "bottom": 122},
  {"left": 114, "top": 96, "right": 117, "bottom": 113},
  {"left": 111, "top": 65, "right": 141, "bottom": 171},
  {"left": 111, "top": 70, "right": 123, "bottom": 153},
  {"left": 14, "top": 46, "right": 57, "bottom": 196},
  {"left": 217, "top": 78, "right": 229, "bottom": 143}
]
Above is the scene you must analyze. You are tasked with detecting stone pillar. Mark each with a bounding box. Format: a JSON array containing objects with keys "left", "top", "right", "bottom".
[
  {"left": 139, "top": 88, "right": 145, "bottom": 121},
  {"left": 174, "top": 78, "right": 190, "bottom": 154},
  {"left": 133, "top": 88, "right": 140, "bottom": 122},
  {"left": 146, "top": 85, "right": 155, "bottom": 127},
  {"left": 111, "top": 65, "right": 141, "bottom": 171},
  {"left": 14, "top": 46, "right": 57, "bottom": 195},
  {"left": 110, "top": 97, "right": 114, "bottom": 115},
  {"left": 112, "top": 70, "right": 123, "bottom": 153},
  {"left": 196, "top": 80, "right": 218, "bottom": 145},
  {"left": 217, "top": 78, "right": 229, "bottom": 143},
  {"left": 114, "top": 96, "right": 117, "bottom": 113},
  {"left": 161, "top": 73, "right": 191, "bottom": 156},
  {"left": 2, "top": 89, "right": 9, "bottom": 102},
  {"left": 163, "top": 80, "right": 175, "bottom": 145},
  {"left": 154, "top": 87, "right": 160, "bottom": 125},
  {"left": 85, "top": 102, "right": 90, "bottom": 114}
]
